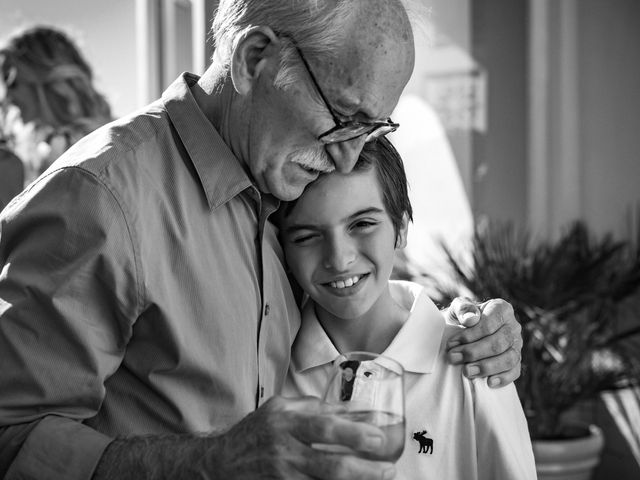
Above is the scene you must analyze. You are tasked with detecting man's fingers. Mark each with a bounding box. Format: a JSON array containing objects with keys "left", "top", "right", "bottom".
[
  {"left": 458, "top": 346, "right": 522, "bottom": 381},
  {"left": 267, "top": 396, "right": 390, "bottom": 456},
  {"left": 447, "top": 299, "right": 518, "bottom": 348},
  {"left": 479, "top": 299, "right": 516, "bottom": 331},
  {"left": 448, "top": 323, "right": 519, "bottom": 365},
  {"left": 274, "top": 395, "right": 342, "bottom": 414},
  {"left": 487, "top": 361, "right": 522, "bottom": 388},
  {"left": 511, "top": 326, "right": 524, "bottom": 353},
  {"left": 445, "top": 297, "right": 523, "bottom": 385},
  {"left": 283, "top": 405, "right": 397, "bottom": 480},
  {"left": 292, "top": 409, "right": 387, "bottom": 456},
  {"left": 448, "top": 297, "right": 481, "bottom": 327},
  {"left": 303, "top": 447, "right": 396, "bottom": 480}
]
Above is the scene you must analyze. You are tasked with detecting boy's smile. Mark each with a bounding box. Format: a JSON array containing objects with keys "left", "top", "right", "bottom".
[
  {"left": 327, "top": 273, "right": 368, "bottom": 290},
  {"left": 321, "top": 273, "right": 370, "bottom": 298}
]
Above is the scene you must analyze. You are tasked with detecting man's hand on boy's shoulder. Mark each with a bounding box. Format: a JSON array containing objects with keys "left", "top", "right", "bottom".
[{"left": 444, "top": 298, "right": 522, "bottom": 388}]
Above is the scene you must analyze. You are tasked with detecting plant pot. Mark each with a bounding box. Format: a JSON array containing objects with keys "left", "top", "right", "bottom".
[{"left": 532, "top": 424, "right": 605, "bottom": 480}]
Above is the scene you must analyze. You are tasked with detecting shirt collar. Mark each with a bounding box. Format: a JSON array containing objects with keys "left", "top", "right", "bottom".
[
  {"left": 290, "top": 299, "right": 340, "bottom": 373},
  {"left": 162, "top": 73, "right": 254, "bottom": 211},
  {"left": 290, "top": 281, "right": 446, "bottom": 375},
  {"left": 384, "top": 281, "right": 445, "bottom": 374}
]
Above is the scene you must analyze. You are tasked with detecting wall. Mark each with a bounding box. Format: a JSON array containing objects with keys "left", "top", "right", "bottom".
[
  {"left": 0, "top": 0, "right": 138, "bottom": 118},
  {"left": 470, "top": 0, "right": 528, "bottom": 227},
  {"left": 471, "top": 0, "right": 640, "bottom": 241},
  {"left": 580, "top": 0, "right": 640, "bottom": 238}
]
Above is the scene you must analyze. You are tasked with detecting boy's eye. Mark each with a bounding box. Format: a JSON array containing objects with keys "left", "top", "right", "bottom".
[
  {"left": 353, "top": 220, "right": 378, "bottom": 230},
  {"left": 290, "top": 233, "right": 317, "bottom": 244}
]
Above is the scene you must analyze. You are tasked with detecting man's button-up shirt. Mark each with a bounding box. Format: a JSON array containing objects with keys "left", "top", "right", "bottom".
[{"left": 0, "top": 73, "right": 301, "bottom": 479}]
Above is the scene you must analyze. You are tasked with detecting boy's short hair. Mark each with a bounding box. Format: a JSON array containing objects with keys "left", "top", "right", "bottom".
[
  {"left": 279, "top": 137, "right": 413, "bottom": 246},
  {"left": 356, "top": 137, "right": 413, "bottom": 245}
]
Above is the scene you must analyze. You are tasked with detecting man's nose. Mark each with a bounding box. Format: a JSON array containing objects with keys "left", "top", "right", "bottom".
[
  {"left": 325, "top": 135, "right": 367, "bottom": 173},
  {"left": 323, "top": 236, "right": 356, "bottom": 272}
]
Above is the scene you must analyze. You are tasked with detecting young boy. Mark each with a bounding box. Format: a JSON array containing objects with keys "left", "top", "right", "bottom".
[{"left": 279, "top": 138, "right": 537, "bottom": 479}]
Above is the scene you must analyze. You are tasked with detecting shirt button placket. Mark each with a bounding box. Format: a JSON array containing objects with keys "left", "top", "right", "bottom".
[{"left": 257, "top": 302, "right": 270, "bottom": 405}]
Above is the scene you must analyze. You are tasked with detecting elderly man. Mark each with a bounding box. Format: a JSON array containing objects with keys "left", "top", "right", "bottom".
[{"left": 0, "top": 1, "right": 521, "bottom": 479}]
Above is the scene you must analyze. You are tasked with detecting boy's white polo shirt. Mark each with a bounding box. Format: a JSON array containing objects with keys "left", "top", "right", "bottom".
[{"left": 284, "top": 280, "right": 537, "bottom": 480}]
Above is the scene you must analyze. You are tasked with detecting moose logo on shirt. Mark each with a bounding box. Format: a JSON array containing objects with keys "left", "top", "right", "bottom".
[{"left": 412, "top": 430, "right": 433, "bottom": 454}]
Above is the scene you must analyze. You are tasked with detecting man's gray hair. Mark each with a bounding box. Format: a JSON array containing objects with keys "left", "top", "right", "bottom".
[
  {"left": 211, "top": 0, "right": 354, "bottom": 90},
  {"left": 211, "top": 0, "right": 425, "bottom": 90}
]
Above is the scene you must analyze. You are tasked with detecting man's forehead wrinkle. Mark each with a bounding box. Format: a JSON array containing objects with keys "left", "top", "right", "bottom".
[
  {"left": 320, "top": 59, "right": 360, "bottom": 112},
  {"left": 308, "top": 0, "right": 413, "bottom": 119},
  {"left": 319, "top": 46, "right": 409, "bottom": 119}
]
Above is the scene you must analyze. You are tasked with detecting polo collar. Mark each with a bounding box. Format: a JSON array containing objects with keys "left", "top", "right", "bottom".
[
  {"left": 291, "top": 281, "right": 446, "bottom": 375},
  {"left": 384, "top": 281, "right": 445, "bottom": 374},
  {"left": 289, "top": 298, "right": 340, "bottom": 374},
  {"left": 162, "top": 73, "right": 254, "bottom": 211}
]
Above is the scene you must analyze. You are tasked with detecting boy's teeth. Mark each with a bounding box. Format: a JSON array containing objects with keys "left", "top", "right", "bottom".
[{"left": 330, "top": 275, "right": 361, "bottom": 289}]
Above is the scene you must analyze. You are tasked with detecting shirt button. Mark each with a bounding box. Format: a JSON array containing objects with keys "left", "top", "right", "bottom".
[{"left": 264, "top": 303, "right": 270, "bottom": 316}]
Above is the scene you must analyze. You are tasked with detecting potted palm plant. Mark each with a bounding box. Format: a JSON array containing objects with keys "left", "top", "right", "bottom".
[{"left": 430, "top": 220, "right": 640, "bottom": 479}]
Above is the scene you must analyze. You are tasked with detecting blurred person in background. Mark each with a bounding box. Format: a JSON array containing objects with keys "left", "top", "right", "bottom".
[
  {"left": 0, "top": 142, "right": 23, "bottom": 211},
  {"left": 0, "top": 25, "right": 112, "bottom": 185}
]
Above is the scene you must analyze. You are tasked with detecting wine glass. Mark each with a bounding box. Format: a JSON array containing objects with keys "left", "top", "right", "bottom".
[{"left": 321, "top": 351, "right": 405, "bottom": 462}]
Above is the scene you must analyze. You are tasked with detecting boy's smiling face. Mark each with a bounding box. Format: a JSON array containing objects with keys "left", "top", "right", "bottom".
[{"left": 281, "top": 166, "right": 407, "bottom": 321}]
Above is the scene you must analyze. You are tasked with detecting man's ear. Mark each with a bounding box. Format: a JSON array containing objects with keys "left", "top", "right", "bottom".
[
  {"left": 395, "top": 213, "right": 410, "bottom": 249},
  {"left": 230, "top": 26, "right": 280, "bottom": 95}
]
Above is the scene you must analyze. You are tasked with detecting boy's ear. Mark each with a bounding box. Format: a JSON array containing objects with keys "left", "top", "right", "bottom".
[
  {"left": 230, "top": 26, "right": 280, "bottom": 95},
  {"left": 395, "top": 213, "right": 410, "bottom": 249}
]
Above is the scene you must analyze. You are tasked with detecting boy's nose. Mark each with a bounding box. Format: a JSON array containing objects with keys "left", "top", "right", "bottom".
[
  {"left": 325, "top": 135, "right": 367, "bottom": 173},
  {"left": 323, "top": 238, "right": 356, "bottom": 272}
]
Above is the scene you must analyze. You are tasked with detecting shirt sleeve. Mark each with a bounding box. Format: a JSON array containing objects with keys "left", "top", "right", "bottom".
[
  {"left": 1, "top": 418, "right": 112, "bottom": 479},
  {"left": 471, "top": 378, "right": 538, "bottom": 480},
  {"left": 0, "top": 166, "right": 142, "bottom": 479}
]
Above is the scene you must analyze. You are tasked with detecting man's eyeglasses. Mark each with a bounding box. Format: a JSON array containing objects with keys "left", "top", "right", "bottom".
[{"left": 292, "top": 45, "right": 399, "bottom": 144}]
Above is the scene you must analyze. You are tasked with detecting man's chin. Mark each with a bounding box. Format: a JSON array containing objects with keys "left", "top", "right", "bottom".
[
  {"left": 269, "top": 174, "right": 318, "bottom": 201},
  {"left": 271, "top": 183, "right": 308, "bottom": 202}
]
